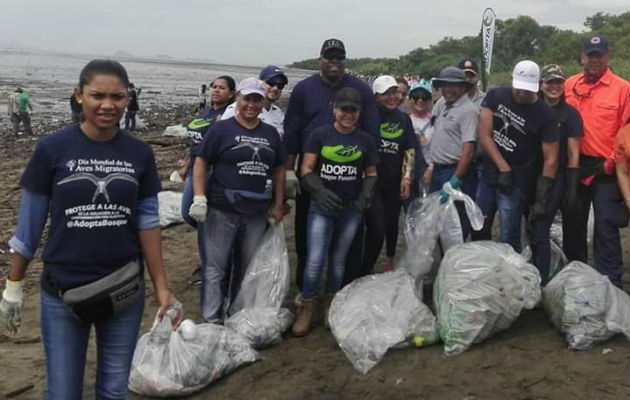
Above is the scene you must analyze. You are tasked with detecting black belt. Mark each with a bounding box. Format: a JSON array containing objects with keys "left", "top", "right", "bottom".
[{"left": 433, "top": 163, "right": 458, "bottom": 171}]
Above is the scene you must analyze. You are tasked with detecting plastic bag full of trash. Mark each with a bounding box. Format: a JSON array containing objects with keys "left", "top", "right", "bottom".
[
  {"left": 435, "top": 241, "right": 541, "bottom": 356},
  {"left": 543, "top": 261, "right": 630, "bottom": 350},
  {"left": 162, "top": 124, "right": 188, "bottom": 138},
  {"left": 225, "top": 308, "right": 293, "bottom": 348},
  {"left": 226, "top": 223, "right": 293, "bottom": 348},
  {"left": 397, "top": 187, "right": 483, "bottom": 281},
  {"left": 157, "top": 191, "right": 184, "bottom": 228},
  {"left": 328, "top": 271, "right": 439, "bottom": 374},
  {"left": 128, "top": 313, "right": 258, "bottom": 397}
]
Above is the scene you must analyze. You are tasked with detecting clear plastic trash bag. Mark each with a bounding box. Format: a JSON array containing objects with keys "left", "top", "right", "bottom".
[
  {"left": 225, "top": 308, "right": 293, "bottom": 349},
  {"left": 162, "top": 124, "right": 188, "bottom": 137},
  {"left": 158, "top": 191, "right": 184, "bottom": 228},
  {"left": 128, "top": 313, "right": 259, "bottom": 397},
  {"left": 398, "top": 188, "right": 483, "bottom": 282},
  {"left": 543, "top": 261, "right": 630, "bottom": 350},
  {"left": 435, "top": 241, "right": 541, "bottom": 356},
  {"left": 226, "top": 223, "right": 293, "bottom": 348},
  {"left": 328, "top": 271, "right": 439, "bottom": 374}
]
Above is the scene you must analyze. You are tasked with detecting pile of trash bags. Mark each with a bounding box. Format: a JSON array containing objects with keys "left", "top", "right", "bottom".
[
  {"left": 543, "top": 261, "right": 630, "bottom": 350},
  {"left": 128, "top": 312, "right": 259, "bottom": 397},
  {"left": 435, "top": 241, "right": 541, "bottom": 355},
  {"left": 157, "top": 191, "right": 184, "bottom": 228},
  {"left": 328, "top": 271, "right": 438, "bottom": 374},
  {"left": 329, "top": 189, "right": 483, "bottom": 373},
  {"left": 225, "top": 223, "right": 293, "bottom": 348}
]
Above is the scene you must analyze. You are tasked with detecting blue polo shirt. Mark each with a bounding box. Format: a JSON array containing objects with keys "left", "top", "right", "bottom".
[{"left": 283, "top": 73, "right": 379, "bottom": 156}]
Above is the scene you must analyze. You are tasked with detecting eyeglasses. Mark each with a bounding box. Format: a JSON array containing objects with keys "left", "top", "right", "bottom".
[
  {"left": 571, "top": 77, "right": 593, "bottom": 99},
  {"left": 323, "top": 53, "right": 346, "bottom": 62},
  {"left": 409, "top": 93, "right": 431, "bottom": 102},
  {"left": 266, "top": 80, "right": 286, "bottom": 90}
]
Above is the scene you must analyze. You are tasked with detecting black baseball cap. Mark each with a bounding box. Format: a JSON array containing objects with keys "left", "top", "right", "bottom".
[
  {"left": 582, "top": 35, "right": 609, "bottom": 55},
  {"left": 320, "top": 38, "right": 346, "bottom": 56},
  {"left": 457, "top": 59, "right": 479, "bottom": 74},
  {"left": 334, "top": 87, "right": 362, "bottom": 110}
]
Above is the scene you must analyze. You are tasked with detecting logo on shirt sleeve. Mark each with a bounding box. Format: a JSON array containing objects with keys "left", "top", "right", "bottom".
[{"left": 320, "top": 145, "right": 363, "bottom": 163}]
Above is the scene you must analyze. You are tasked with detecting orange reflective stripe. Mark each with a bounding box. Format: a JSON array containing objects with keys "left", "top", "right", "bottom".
[{"left": 565, "top": 69, "right": 630, "bottom": 159}]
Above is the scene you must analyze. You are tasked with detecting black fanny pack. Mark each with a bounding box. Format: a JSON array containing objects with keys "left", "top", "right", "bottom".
[
  {"left": 62, "top": 260, "right": 142, "bottom": 322},
  {"left": 224, "top": 188, "right": 272, "bottom": 216}
]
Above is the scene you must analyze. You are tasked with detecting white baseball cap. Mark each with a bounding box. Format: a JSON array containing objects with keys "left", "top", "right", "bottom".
[
  {"left": 372, "top": 75, "right": 399, "bottom": 95},
  {"left": 237, "top": 77, "right": 266, "bottom": 97},
  {"left": 512, "top": 60, "right": 540, "bottom": 93}
]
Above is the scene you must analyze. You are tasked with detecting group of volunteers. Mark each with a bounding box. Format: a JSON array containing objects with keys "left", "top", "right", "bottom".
[{"left": 0, "top": 34, "right": 628, "bottom": 399}]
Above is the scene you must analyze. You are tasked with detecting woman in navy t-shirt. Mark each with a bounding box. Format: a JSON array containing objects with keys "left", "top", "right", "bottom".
[
  {"left": 363, "top": 76, "right": 418, "bottom": 275},
  {"left": 292, "top": 87, "right": 379, "bottom": 337},
  {"left": 188, "top": 77, "right": 286, "bottom": 323},
  {"left": 0, "top": 60, "right": 183, "bottom": 399},
  {"left": 179, "top": 75, "right": 235, "bottom": 283}
]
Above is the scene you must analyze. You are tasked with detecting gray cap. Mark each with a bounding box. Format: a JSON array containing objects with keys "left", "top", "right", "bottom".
[{"left": 431, "top": 67, "right": 471, "bottom": 89}]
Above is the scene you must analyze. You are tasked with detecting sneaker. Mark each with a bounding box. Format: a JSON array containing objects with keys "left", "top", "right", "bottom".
[
  {"left": 188, "top": 267, "right": 202, "bottom": 285},
  {"left": 382, "top": 258, "right": 394, "bottom": 272}
]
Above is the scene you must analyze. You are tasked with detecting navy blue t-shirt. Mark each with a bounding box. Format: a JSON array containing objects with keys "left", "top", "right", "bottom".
[
  {"left": 186, "top": 105, "right": 227, "bottom": 162},
  {"left": 303, "top": 126, "right": 379, "bottom": 203},
  {"left": 376, "top": 108, "right": 418, "bottom": 190},
  {"left": 481, "top": 87, "right": 559, "bottom": 189},
  {"left": 196, "top": 118, "right": 286, "bottom": 215},
  {"left": 550, "top": 100, "right": 583, "bottom": 170},
  {"left": 20, "top": 124, "right": 162, "bottom": 291}
]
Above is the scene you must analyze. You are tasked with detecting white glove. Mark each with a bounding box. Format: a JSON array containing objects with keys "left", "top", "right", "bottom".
[
  {"left": 284, "top": 170, "right": 300, "bottom": 200},
  {"left": 1, "top": 279, "right": 24, "bottom": 334},
  {"left": 188, "top": 195, "right": 208, "bottom": 223}
]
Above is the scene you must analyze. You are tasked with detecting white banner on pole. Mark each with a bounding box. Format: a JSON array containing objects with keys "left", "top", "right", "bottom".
[{"left": 481, "top": 7, "right": 496, "bottom": 75}]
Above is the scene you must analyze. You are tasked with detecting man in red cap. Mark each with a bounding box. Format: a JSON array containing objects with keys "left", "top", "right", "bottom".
[{"left": 564, "top": 34, "right": 630, "bottom": 288}]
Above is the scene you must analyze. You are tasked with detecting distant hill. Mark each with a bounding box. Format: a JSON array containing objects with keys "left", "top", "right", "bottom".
[
  {"left": 113, "top": 50, "right": 134, "bottom": 58},
  {"left": 155, "top": 54, "right": 175, "bottom": 60}
]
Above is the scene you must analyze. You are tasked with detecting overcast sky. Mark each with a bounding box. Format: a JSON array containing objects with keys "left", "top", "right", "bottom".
[{"left": 1, "top": 0, "right": 628, "bottom": 66}]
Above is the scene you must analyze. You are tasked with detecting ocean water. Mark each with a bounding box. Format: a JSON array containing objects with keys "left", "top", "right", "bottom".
[{"left": 0, "top": 50, "right": 312, "bottom": 126}]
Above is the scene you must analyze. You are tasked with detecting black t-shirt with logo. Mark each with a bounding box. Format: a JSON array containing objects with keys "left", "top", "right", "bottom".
[
  {"left": 376, "top": 108, "right": 418, "bottom": 190},
  {"left": 186, "top": 105, "right": 227, "bottom": 162},
  {"left": 303, "top": 126, "right": 379, "bottom": 203},
  {"left": 20, "top": 125, "right": 161, "bottom": 291},
  {"left": 196, "top": 118, "right": 286, "bottom": 215},
  {"left": 481, "top": 87, "right": 559, "bottom": 190}
]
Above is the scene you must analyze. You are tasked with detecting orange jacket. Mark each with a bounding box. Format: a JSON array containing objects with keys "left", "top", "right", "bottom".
[{"left": 565, "top": 69, "right": 630, "bottom": 159}]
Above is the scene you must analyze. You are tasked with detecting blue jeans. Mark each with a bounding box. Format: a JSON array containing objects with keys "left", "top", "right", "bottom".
[
  {"left": 124, "top": 111, "right": 136, "bottom": 131},
  {"left": 430, "top": 165, "right": 478, "bottom": 240},
  {"left": 473, "top": 178, "right": 526, "bottom": 253},
  {"left": 303, "top": 205, "right": 362, "bottom": 300},
  {"left": 181, "top": 173, "right": 207, "bottom": 268},
  {"left": 202, "top": 207, "right": 268, "bottom": 322},
  {"left": 41, "top": 288, "right": 144, "bottom": 400}
]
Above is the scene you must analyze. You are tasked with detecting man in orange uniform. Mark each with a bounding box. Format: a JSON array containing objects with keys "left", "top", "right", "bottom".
[{"left": 564, "top": 35, "right": 630, "bottom": 288}]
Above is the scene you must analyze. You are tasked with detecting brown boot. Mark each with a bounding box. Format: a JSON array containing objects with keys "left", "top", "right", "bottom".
[
  {"left": 321, "top": 293, "right": 333, "bottom": 329},
  {"left": 292, "top": 299, "right": 315, "bottom": 337}
]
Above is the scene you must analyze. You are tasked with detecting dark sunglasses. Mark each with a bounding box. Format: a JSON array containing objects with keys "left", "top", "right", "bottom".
[
  {"left": 409, "top": 92, "right": 431, "bottom": 101},
  {"left": 339, "top": 106, "right": 359, "bottom": 113},
  {"left": 266, "top": 80, "right": 286, "bottom": 89},
  {"left": 323, "top": 53, "right": 346, "bottom": 62}
]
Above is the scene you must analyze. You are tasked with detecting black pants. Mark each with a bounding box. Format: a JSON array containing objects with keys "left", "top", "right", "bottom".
[
  {"left": 361, "top": 189, "right": 402, "bottom": 276},
  {"left": 294, "top": 191, "right": 365, "bottom": 290},
  {"left": 563, "top": 175, "right": 628, "bottom": 287}
]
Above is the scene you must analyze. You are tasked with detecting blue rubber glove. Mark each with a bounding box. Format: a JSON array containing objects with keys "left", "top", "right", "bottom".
[{"left": 439, "top": 175, "right": 463, "bottom": 204}]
